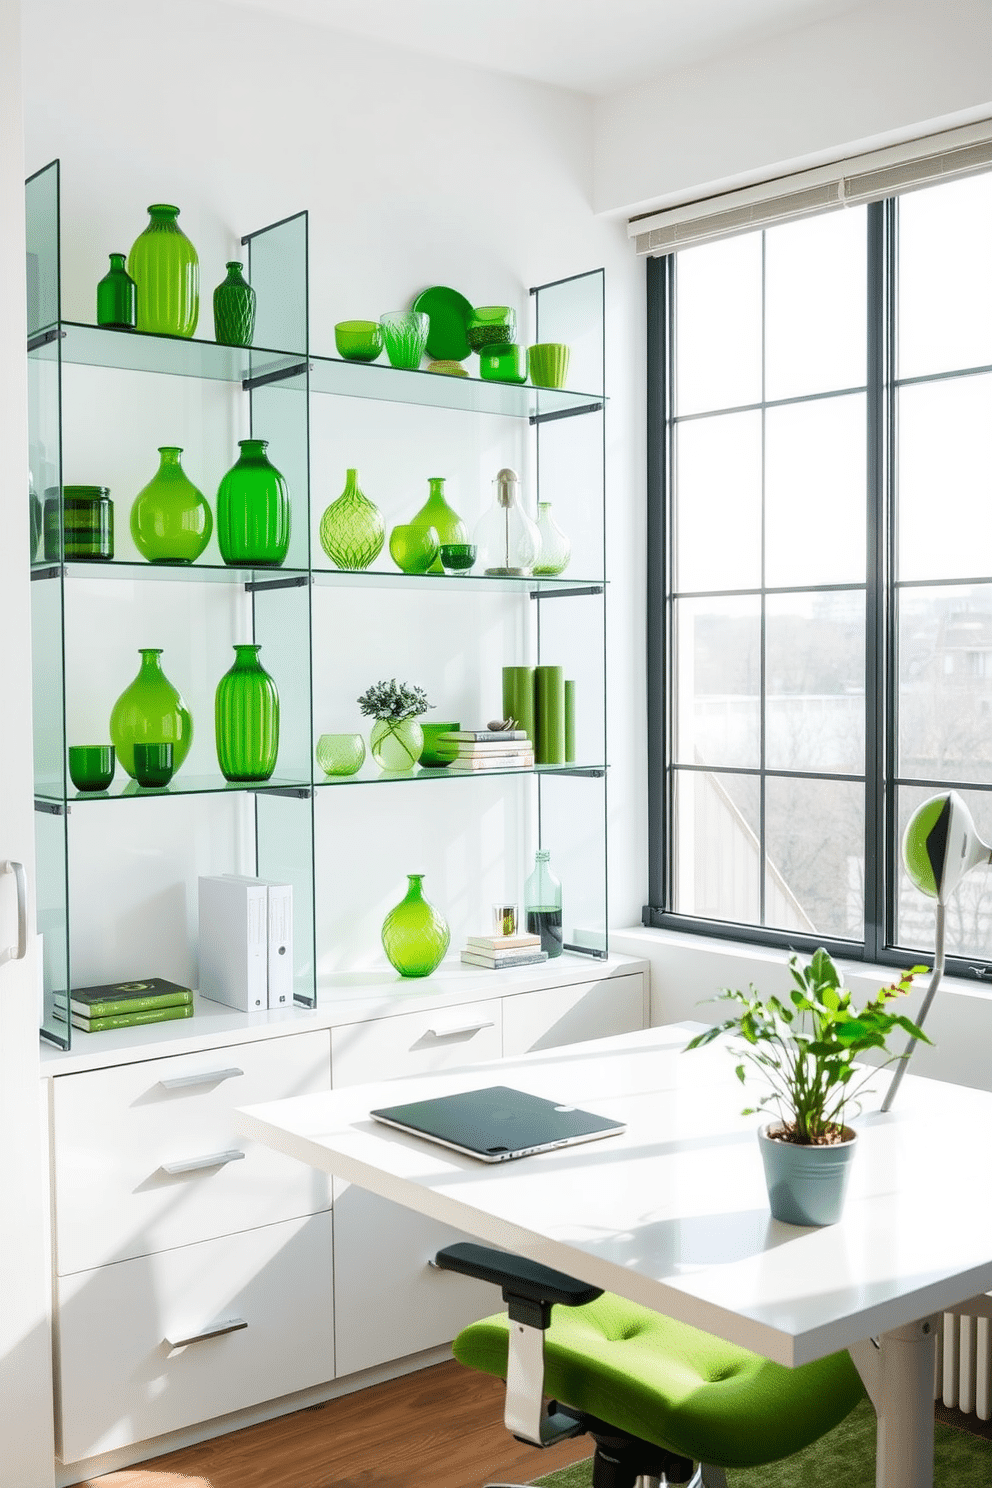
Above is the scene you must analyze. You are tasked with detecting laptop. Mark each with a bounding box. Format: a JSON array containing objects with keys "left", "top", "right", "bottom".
[{"left": 369, "top": 1084, "right": 626, "bottom": 1162}]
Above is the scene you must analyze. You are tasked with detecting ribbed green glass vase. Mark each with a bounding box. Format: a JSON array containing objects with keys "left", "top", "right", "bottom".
[
  {"left": 216, "top": 439, "right": 291, "bottom": 567},
  {"left": 381, "top": 874, "right": 450, "bottom": 977},
  {"left": 215, "top": 644, "right": 280, "bottom": 782},
  {"left": 212, "top": 261, "right": 256, "bottom": 347},
  {"left": 109, "top": 648, "right": 193, "bottom": 780},
  {"left": 127, "top": 204, "right": 199, "bottom": 337},
  {"left": 319, "top": 468, "right": 384, "bottom": 570},
  {"left": 130, "top": 446, "right": 212, "bottom": 563},
  {"left": 408, "top": 476, "right": 466, "bottom": 574}
]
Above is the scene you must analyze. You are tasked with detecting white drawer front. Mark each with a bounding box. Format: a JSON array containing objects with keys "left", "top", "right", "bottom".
[
  {"left": 331, "top": 998, "right": 502, "bottom": 1087},
  {"left": 501, "top": 973, "right": 646, "bottom": 1055},
  {"left": 56, "top": 1212, "right": 334, "bottom": 1463},
  {"left": 52, "top": 1031, "right": 331, "bottom": 1274}
]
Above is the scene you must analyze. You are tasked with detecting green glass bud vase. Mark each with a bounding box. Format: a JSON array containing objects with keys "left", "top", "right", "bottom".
[
  {"left": 215, "top": 643, "right": 280, "bottom": 782},
  {"left": 532, "top": 500, "right": 571, "bottom": 576},
  {"left": 319, "top": 467, "right": 384, "bottom": 570},
  {"left": 109, "top": 648, "right": 193, "bottom": 780},
  {"left": 213, "top": 261, "right": 256, "bottom": 347},
  {"left": 96, "top": 252, "right": 137, "bottom": 330},
  {"left": 127, "top": 204, "right": 199, "bottom": 337},
  {"left": 370, "top": 717, "right": 424, "bottom": 771},
  {"left": 216, "top": 439, "right": 291, "bottom": 567},
  {"left": 130, "top": 446, "right": 212, "bottom": 564},
  {"left": 381, "top": 873, "right": 450, "bottom": 978},
  {"left": 408, "top": 476, "right": 466, "bottom": 575}
]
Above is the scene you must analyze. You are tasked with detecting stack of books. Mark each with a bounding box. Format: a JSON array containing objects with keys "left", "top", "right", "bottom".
[
  {"left": 435, "top": 728, "right": 535, "bottom": 771},
  {"left": 61, "top": 977, "right": 195, "bottom": 1034},
  {"left": 460, "top": 933, "right": 547, "bottom": 970}
]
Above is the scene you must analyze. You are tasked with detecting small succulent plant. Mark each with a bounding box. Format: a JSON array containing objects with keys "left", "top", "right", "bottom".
[{"left": 357, "top": 678, "right": 433, "bottom": 722}]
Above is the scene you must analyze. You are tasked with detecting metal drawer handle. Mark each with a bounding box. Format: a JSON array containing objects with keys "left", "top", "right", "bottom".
[
  {"left": 159, "top": 1066, "right": 244, "bottom": 1090},
  {"left": 164, "top": 1316, "right": 248, "bottom": 1349},
  {"left": 0, "top": 860, "right": 28, "bottom": 967},
  {"left": 160, "top": 1148, "right": 246, "bottom": 1176},
  {"left": 425, "top": 1020, "right": 495, "bottom": 1039}
]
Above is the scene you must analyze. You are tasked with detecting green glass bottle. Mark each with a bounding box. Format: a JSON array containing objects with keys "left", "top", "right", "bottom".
[
  {"left": 109, "top": 648, "right": 193, "bottom": 780},
  {"left": 216, "top": 439, "right": 291, "bottom": 567},
  {"left": 525, "top": 848, "right": 563, "bottom": 958},
  {"left": 408, "top": 476, "right": 466, "bottom": 574},
  {"left": 319, "top": 468, "right": 384, "bottom": 570},
  {"left": 381, "top": 874, "right": 450, "bottom": 977},
  {"left": 127, "top": 204, "right": 199, "bottom": 337},
  {"left": 215, "top": 643, "right": 280, "bottom": 783},
  {"left": 213, "top": 261, "right": 256, "bottom": 347},
  {"left": 96, "top": 252, "right": 137, "bottom": 330},
  {"left": 130, "top": 446, "right": 212, "bottom": 563}
]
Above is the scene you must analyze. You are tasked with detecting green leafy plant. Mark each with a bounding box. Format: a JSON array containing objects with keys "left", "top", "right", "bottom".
[
  {"left": 685, "top": 948, "right": 930, "bottom": 1145},
  {"left": 357, "top": 678, "right": 432, "bottom": 722}
]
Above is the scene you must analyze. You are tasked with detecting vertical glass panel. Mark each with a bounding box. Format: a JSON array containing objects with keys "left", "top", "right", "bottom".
[
  {"left": 245, "top": 209, "right": 308, "bottom": 355},
  {"left": 764, "top": 207, "right": 867, "bottom": 400},
  {"left": 252, "top": 580, "right": 312, "bottom": 782},
  {"left": 538, "top": 775, "right": 607, "bottom": 955},
  {"left": 672, "top": 769, "right": 760, "bottom": 922},
  {"left": 764, "top": 776, "right": 864, "bottom": 938},
  {"left": 674, "top": 410, "right": 761, "bottom": 591},
  {"left": 534, "top": 269, "right": 604, "bottom": 396},
  {"left": 537, "top": 594, "right": 605, "bottom": 767},
  {"left": 535, "top": 412, "right": 604, "bottom": 580},
  {"left": 899, "top": 174, "right": 992, "bottom": 380},
  {"left": 897, "top": 583, "right": 992, "bottom": 785},
  {"left": 898, "top": 376, "right": 992, "bottom": 582},
  {"left": 25, "top": 159, "right": 60, "bottom": 338},
  {"left": 764, "top": 394, "right": 867, "bottom": 587},
  {"left": 250, "top": 372, "right": 310, "bottom": 571},
  {"left": 675, "top": 234, "right": 762, "bottom": 415},
  {"left": 896, "top": 784, "right": 992, "bottom": 959},
  {"left": 36, "top": 810, "right": 70, "bottom": 1047},
  {"left": 256, "top": 793, "right": 316, "bottom": 1006},
  {"left": 674, "top": 595, "right": 761, "bottom": 769},
  {"left": 765, "top": 590, "right": 866, "bottom": 774}
]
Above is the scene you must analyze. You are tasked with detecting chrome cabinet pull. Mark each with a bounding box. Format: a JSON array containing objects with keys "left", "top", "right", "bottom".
[
  {"left": 160, "top": 1148, "right": 245, "bottom": 1176},
  {"left": 159, "top": 1066, "right": 244, "bottom": 1090},
  {"left": 0, "top": 860, "right": 28, "bottom": 967},
  {"left": 164, "top": 1316, "right": 248, "bottom": 1349},
  {"left": 425, "top": 1019, "right": 495, "bottom": 1039}
]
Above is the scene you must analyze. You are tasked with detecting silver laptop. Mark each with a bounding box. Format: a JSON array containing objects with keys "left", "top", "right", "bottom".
[{"left": 369, "top": 1084, "right": 625, "bottom": 1163}]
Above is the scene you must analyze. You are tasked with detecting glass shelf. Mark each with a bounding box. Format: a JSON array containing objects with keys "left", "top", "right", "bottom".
[
  {"left": 28, "top": 320, "right": 303, "bottom": 387},
  {"left": 306, "top": 353, "right": 604, "bottom": 421},
  {"left": 35, "top": 773, "right": 311, "bottom": 806},
  {"left": 31, "top": 558, "right": 311, "bottom": 588},
  {"left": 311, "top": 566, "right": 605, "bottom": 596},
  {"left": 315, "top": 761, "right": 606, "bottom": 788}
]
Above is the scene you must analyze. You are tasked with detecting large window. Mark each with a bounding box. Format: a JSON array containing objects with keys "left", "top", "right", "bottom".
[{"left": 647, "top": 173, "right": 992, "bottom": 972}]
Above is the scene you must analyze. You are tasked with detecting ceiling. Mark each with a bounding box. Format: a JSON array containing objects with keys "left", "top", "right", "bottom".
[{"left": 220, "top": 0, "right": 863, "bottom": 96}]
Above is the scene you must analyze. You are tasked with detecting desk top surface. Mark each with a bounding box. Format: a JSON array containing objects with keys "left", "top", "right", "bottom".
[{"left": 237, "top": 1023, "right": 992, "bottom": 1366}]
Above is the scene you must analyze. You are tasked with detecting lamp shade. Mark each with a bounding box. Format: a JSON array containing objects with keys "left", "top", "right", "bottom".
[{"left": 903, "top": 790, "right": 992, "bottom": 903}]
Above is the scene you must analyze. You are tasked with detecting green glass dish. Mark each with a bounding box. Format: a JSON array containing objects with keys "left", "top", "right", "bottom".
[
  {"left": 528, "top": 342, "right": 571, "bottom": 389},
  {"left": 110, "top": 648, "right": 193, "bottom": 780},
  {"left": 133, "top": 741, "right": 175, "bottom": 788},
  {"left": 320, "top": 468, "right": 385, "bottom": 570},
  {"left": 370, "top": 718, "right": 423, "bottom": 771},
  {"left": 316, "top": 732, "right": 366, "bottom": 777},
  {"left": 381, "top": 873, "right": 450, "bottom": 978},
  {"left": 213, "top": 261, "right": 256, "bottom": 347},
  {"left": 130, "top": 447, "right": 212, "bottom": 564},
  {"left": 389, "top": 523, "right": 439, "bottom": 575},
  {"left": 96, "top": 253, "right": 136, "bottom": 330},
  {"left": 216, "top": 438, "right": 291, "bottom": 567},
  {"left": 411, "top": 286, "right": 473, "bottom": 361},
  {"left": 215, "top": 643, "right": 280, "bottom": 783},
  {"left": 419, "top": 721, "right": 460, "bottom": 768},
  {"left": 44, "top": 485, "right": 114, "bottom": 561},
  {"left": 380, "top": 311, "right": 429, "bottom": 370},
  {"left": 408, "top": 476, "right": 466, "bottom": 575},
  {"left": 439, "top": 543, "right": 476, "bottom": 572},
  {"left": 335, "top": 320, "right": 383, "bottom": 361},
  {"left": 467, "top": 305, "right": 516, "bottom": 353},
  {"left": 127, "top": 204, "right": 199, "bottom": 338},
  {"left": 68, "top": 744, "right": 115, "bottom": 793}
]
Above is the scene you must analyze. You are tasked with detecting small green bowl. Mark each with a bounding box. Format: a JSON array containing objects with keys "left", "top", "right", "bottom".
[
  {"left": 68, "top": 744, "right": 116, "bottom": 792},
  {"left": 133, "top": 741, "right": 175, "bottom": 788},
  {"left": 439, "top": 543, "right": 477, "bottom": 572},
  {"left": 420, "top": 722, "right": 461, "bottom": 767},
  {"left": 335, "top": 320, "right": 384, "bottom": 362}
]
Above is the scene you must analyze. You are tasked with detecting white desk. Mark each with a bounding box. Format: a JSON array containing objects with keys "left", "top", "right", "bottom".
[{"left": 237, "top": 1023, "right": 992, "bottom": 1488}]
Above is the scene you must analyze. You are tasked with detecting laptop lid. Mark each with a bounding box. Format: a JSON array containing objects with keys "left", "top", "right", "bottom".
[{"left": 369, "top": 1084, "right": 625, "bottom": 1162}]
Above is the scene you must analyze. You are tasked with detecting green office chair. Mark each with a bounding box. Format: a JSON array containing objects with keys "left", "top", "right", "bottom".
[{"left": 435, "top": 1243, "right": 865, "bottom": 1488}]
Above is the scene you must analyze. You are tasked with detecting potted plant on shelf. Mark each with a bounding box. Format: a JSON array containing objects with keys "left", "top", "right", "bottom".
[
  {"left": 685, "top": 948, "right": 929, "bottom": 1226},
  {"left": 357, "top": 678, "right": 433, "bottom": 772}
]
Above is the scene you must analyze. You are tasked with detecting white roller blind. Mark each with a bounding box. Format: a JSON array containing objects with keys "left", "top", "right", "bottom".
[{"left": 629, "top": 117, "right": 992, "bottom": 256}]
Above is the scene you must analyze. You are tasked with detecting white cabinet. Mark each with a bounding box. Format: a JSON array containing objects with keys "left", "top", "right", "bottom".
[
  {"left": 502, "top": 972, "right": 647, "bottom": 1055},
  {"left": 330, "top": 999, "right": 502, "bottom": 1087}
]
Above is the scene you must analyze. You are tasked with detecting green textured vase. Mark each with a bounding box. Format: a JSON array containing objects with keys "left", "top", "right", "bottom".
[
  {"left": 216, "top": 438, "right": 291, "bottom": 567},
  {"left": 408, "top": 476, "right": 466, "bottom": 574},
  {"left": 109, "top": 648, "right": 193, "bottom": 780},
  {"left": 370, "top": 717, "right": 423, "bottom": 771},
  {"left": 127, "top": 204, "right": 199, "bottom": 337},
  {"left": 381, "top": 874, "right": 450, "bottom": 978},
  {"left": 319, "top": 468, "right": 385, "bottom": 570},
  {"left": 96, "top": 252, "right": 137, "bottom": 329},
  {"left": 215, "top": 643, "right": 280, "bottom": 783},
  {"left": 130, "top": 446, "right": 212, "bottom": 564},
  {"left": 212, "top": 261, "right": 256, "bottom": 347}
]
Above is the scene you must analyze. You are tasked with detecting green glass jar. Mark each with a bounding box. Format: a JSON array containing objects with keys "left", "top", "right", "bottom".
[
  {"left": 319, "top": 468, "right": 385, "bottom": 570},
  {"left": 130, "top": 446, "right": 212, "bottom": 564},
  {"left": 127, "top": 204, "right": 199, "bottom": 337},
  {"left": 96, "top": 253, "right": 137, "bottom": 330},
  {"left": 215, "top": 643, "right": 280, "bottom": 783},
  {"left": 381, "top": 874, "right": 450, "bottom": 978},
  {"left": 216, "top": 439, "right": 291, "bottom": 567},
  {"left": 408, "top": 476, "right": 466, "bottom": 575},
  {"left": 44, "top": 485, "right": 114, "bottom": 561},
  {"left": 212, "top": 261, "right": 256, "bottom": 347},
  {"left": 369, "top": 717, "right": 424, "bottom": 771},
  {"left": 109, "top": 648, "right": 193, "bottom": 780}
]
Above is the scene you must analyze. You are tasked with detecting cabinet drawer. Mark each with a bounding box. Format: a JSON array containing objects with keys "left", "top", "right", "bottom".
[
  {"left": 55, "top": 1212, "right": 334, "bottom": 1463},
  {"left": 52, "top": 1031, "right": 331, "bottom": 1274},
  {"left": 331, "top": 999, "right": 502, "bottom": 1087},
  {"left": 502, "top": 972, "right": 646, "bottom": 1055}
]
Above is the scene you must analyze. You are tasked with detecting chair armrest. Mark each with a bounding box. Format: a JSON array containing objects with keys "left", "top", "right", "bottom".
[{"left": 435, "top": 1241, "right": 603, "bottom": 1320}]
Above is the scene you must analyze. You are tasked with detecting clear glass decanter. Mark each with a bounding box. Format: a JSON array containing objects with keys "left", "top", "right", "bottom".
[{"left": 474, "top": 467, "right": 541, "bottom": 576}]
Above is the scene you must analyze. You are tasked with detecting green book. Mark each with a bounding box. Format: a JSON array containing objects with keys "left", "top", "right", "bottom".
[
  {"left": 71, "top": 1003, "right": 195, "bottom": 1034},
  {"left": 70, "top": 977, "right": 192, "bottom": 1018}
]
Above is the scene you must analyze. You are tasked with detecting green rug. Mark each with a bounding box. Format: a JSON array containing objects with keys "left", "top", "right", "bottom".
[{"left": 532, "top": 1399, "right": 992, "bottom": 1487}]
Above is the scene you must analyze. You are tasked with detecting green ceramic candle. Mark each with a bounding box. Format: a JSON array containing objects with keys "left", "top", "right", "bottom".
[
  {"left": 501, "top": 665, "right": 536, "bottom": 749},
  {"left": 535, "top": 664, "right": 565, "bottom": 765}
]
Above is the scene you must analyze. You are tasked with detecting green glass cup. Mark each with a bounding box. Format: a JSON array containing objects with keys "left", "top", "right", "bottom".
[
  {"left": 389, "top": 523, "right": 439, "bottom": 575},
  {"left": 528, "top": 342, "right": 571, "bottom": 389},
  {"left": 335, "top": 320, "right": 384, "bottom": 361},
  {"left": 68, "top": 745, "right": 116, "bottom": 793},
  {"left": 133, "top": 741, "right": 175, "bottom": 788},
  {"left": 419, "top": 721, "right": 461, "bottom": 767},
  {"left": 467, "top": 306, "right": 516, "bottom": 353},
  {"left": 380, "top": 311, "right": 429, "bottom": 370},
  {"left": 439, "top": 542, "right": 476, "bottom": 572},
  {"left": 316, "top": 732, "right": 366, "bottom": 777},
  {"left": 479, "top": 343, "right": 527, "bottom": 383}
]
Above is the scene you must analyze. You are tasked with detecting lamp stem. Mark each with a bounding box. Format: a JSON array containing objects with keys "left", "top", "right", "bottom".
[{"left": 881, "top": 900, "right": 945, "bottom": 1113}]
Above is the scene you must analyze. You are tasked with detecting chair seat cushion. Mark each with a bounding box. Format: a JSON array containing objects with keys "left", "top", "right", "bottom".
[{"left": 453, "top": 1292, "right": 865, "bottom": 1469}]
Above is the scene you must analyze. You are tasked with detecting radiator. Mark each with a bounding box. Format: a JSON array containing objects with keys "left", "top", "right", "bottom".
[{"left": 937, "top": 1312, "right": 992, "bottom": 1420}]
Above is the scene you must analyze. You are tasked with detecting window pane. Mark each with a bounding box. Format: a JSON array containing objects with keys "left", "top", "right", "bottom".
[
  {"left": 765, "top": 591, "right": 865, "bottom": 774},
  {"left": 764, "top": 776, "right": 864, "bottom": 938},
  {"left": 675, "top": 234, "right": 762, "bottom": 415},
  {"left": 765, "top": 207, "right": 867, "bottom": 400},
  {"left": 674, "top": 596, "right": 761, "bottom": 769},
  {"left": 899, "top": 174, "right": 992, "bottom": 380},
  {"left": 897, "top": 584, "right": 992, "bottom": 786},
  {"left": 675, "top": 411, "right": 761, "bottom": 591},
  {"left": 898, "top": 375, "right": 992, "bottom": 582},
  {"left": 673, "top": 769, "right": 760, "bottom": 921},
  {"left": 764, "top": 394, "right": 867, "bottom": 587},
  {"left": 896, "top": 784, "right": 992, "bottom": 958}
]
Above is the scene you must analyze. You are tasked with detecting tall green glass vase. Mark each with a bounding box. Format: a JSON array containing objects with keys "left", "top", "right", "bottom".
[
  {"left": 213, "top": 261, "right": 256, "bottom": 347},
  {"left": 127, "top": 204, "right": 199, "bottom": 337},
  {"left": 215, "top": 643, "right": 280, "bottom": 782},
  {"left": 381, "top": 874, "right": 450, "bottom": 977},
  {"left": 408, "top": 476, "right": 466, "bottom": 574},
  {"left": 130, "top": 446, "right": 212, "bottom": 563},
  {"left": 319, "top": 468, "right": 384, "bottom": 570},
  {"left": 110, "top": 648, "right": 193, "bottom": 780},
  {"left": 216, "top": 439, "right": 291, "bottom": 567}
]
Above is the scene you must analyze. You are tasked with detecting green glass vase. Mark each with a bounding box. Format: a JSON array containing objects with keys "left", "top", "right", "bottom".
[
  {"left": 213, "top": 261, "right": 256, "bottom": 347},
  {"left": 525, "top": 848, "right": 563, "bottom": 958},
  {"left": 216, "top": 439, "right": 291, "bottom": 567},
  {"left": 109, "top": 648, "right": 193, "bottom": 780},
  {"left": 532, "top": 501, "right": 571, "bottom": 576},
  {"left": 96, "top": 252, "right": 137, "bottom": 330},
  {"left": 127, "top": 204, "right": 199, "bottom": 337},
  {"left": 369, "top": 717, "right": 424, "bottom": 771},
  {"left": 408, "top": 476, "right": 466, "bottom": 575},
  {"left": 319, "top": 468, "right": 384, "bottom": 570},
  {"left": 130, "top": 446, "right": 212, "bottom": 564},
  {"left": 215, "top": 644, "right": 280, "bottom": 782},
  {"left": 381, "top": 873, "right": 450, "bottom": 978}
]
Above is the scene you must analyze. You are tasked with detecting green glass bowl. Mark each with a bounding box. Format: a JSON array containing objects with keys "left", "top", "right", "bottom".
[
  {"left": 316, "top": 732, "right": 366, "bottom": 777},
  {"left": 467, "top": 306, "right": 516, "bottom": 353},
  {"left": 528, "top": 342, "right": 571, "bottom": 389},
  {"left": 389, "top": 523, "right": 439, "bottom": 575},
  {"left": 420, "top": 721, "right": 461, "bottom": 768},
  {"left": 439, "top": 543, "right": 477, "bottom": 572},
  {"left": 68, "top": 744, "right": 116, "bottom": 792},
  {"left": 479, "top": 343, "right": 527, "bottom": 383},
  {"left": 335, "top": 320, "right": 384, "bottom": 361}
]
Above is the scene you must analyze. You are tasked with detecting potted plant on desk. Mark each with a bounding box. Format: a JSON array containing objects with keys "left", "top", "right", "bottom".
[{"left": 686, "top": 948, "right": 929, "bottom": 1226}]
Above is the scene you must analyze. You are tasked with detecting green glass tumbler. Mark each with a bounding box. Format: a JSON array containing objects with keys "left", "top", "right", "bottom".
[
  {"left": 127, "top": 204, "right": 199, "bottom": 337},
  {"left": 216, "top": 438, "right": 291, "bottom": 567},
  {"left": 212, "top": 261, "right": 256, "bottom": 347},
  {"left": 96, "top": 253, "right": 137, "bottom": 329},
  {"left": 319, "top": 468, "right": 385, "bottom": 570},
  {"left": 45, "top": 486, "right": 114, "bottom": 561},
  {"left": 130, "top": 447, "right": 212, "bottom": 564},
  {"left": 315, "top": 732, "right": 366, "bottom": 777},
  {"left": 380, "top": 311, "right": 429, "bottom": 369},
  {"left": 68, "top": 745, "right": 116, "bottom": 793},
  {"left": 381, "top": 873, "right": 450, "bottom": 978},
  {"left": 215, "top": 643, "right": 280, "bottom": 783},
  {"left": 408, "top": 476, "right": 466, "bottom": 575},
  {"left": 133, "top": 742, "right": 175, "bottom": 788},
  {"left": 109, "top": 648, "right": 193, "bottom": 780}
]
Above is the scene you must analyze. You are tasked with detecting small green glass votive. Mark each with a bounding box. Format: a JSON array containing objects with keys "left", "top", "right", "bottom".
[
  {"left": 316, "top": 732, "right": 366, "bottom": 777},
  {"left": 68, "top": 744, "right": 116, "bottom": 793},
  {"left": 419, "top": 721, "right": 461, "bottom": 768},
  {"left": 528, "top": 342, "right": 571, "bottom": 389},
  {"left": 133, "top": 742, "right": 175, "bottom": 788},
  {"left": 439, "top": 543, "right": 476, "bottom": 572},
  {"left": 479, "top": 343, "right": 527, "bottom": 384},
  {"left": 335, "top": 320, "right": 383, "bottom": 361},
  {"left": 467, "top": 306, "right": 516, "bottom": 353}
]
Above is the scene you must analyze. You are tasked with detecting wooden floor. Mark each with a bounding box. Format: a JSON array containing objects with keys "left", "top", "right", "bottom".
[{"left": 70, "top": 1359, "right": 593, "bottom": 1488}]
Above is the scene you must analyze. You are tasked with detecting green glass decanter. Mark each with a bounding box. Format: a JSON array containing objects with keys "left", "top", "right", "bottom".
[
  {"left": 216, "top": 439, "right": 291, "bottom": 567},
  {"left": 532, "top": 500, "right": 571, "bottom": 576},
  {"left": 127, "top": 204, "right": 199, "bottom": 337},
  {"left": 212, "top": 261, "right": 256, "bottom": 347},
  {"left": 381, "top": 874, "right": 450, "bottom": 977},
  {"left": 319, "top": 468, "right": 385, "bottom": 570},
  {"left": 215, "top": 644, "right": 280, "bottom": 782},
  {"left": 525, "top": 848, "right": 563, "bottom": 958},
  {"left": 407, "top": 476, "right": 466, "bottom": 574},
  {"left": 109, "top": 648, "right": 193, "bottom": 780},
  {"left": 130, "top": 446, "right": 212, "bottom": 564},
  {"left": 96, "top": 253, "right": 137, "bottom": 329}
]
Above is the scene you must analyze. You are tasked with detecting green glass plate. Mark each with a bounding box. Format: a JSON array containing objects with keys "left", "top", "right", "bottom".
[{"left": 412, "top": 285, "right": 473, "bottom": 362}]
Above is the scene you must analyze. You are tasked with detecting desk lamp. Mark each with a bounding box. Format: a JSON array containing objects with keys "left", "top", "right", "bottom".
[{"left": 882, "top": 789, "right": 992, "bottom": 1111}]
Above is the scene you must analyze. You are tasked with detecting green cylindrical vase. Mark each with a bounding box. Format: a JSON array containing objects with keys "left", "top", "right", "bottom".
[
  {"left": 109, "top": 648, "right": 193, "bottom": 780},
  {"left": 381, "top": 874, "right": 450, "bottom": 977},
  {"left": 501, "top": 665, "right": 536, "bottom": 749},
  {"left": 216, "top": 439, "right": 291, "bottom": 567},
  {"left": 535, "top": 664, "right": 565, "bottom": 765},
  {"left": 127, "top": 204, "right": 199, "bottom": 337},
  {"left": 215, "top": 644, "right": 280, "bottom": 782},
  {"left": 564, "top": 679, "right": 576, "bottom": 763},
  {"left": 130, "top": 446, "right": 212, "bottom": 563}
]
